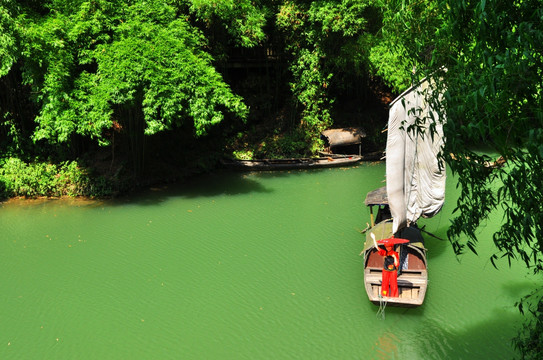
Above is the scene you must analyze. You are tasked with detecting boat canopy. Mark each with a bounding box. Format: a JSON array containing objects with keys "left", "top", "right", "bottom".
[
  {"left": 321, "top": 128, "right": 366, "bottom": 147},
  {"left": 364, "top": 186, "right": 388, "bottom": 207}
]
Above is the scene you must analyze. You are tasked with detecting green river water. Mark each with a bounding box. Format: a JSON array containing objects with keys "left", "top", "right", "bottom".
[{"left": 0, "top": 162, "right": 537, "bottom": 359}]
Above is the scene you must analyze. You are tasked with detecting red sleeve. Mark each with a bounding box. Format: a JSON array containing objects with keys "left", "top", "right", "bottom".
[{"left": 377, "top": 249, "right": 386, "bottom": 256}]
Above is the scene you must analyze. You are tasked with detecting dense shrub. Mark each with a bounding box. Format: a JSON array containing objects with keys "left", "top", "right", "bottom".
[{"left": 0, "top": 158, "right": 115, "bottom": 199}]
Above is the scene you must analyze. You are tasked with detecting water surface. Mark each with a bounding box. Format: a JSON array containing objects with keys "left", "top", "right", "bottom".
[{"left": 0, "top": 162, "right": 536, "bottom": 359}]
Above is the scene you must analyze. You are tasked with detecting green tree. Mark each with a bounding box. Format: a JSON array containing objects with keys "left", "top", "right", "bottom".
[
  {"left": 435, "top": 1, "right": 543, "bottom": 357},
  {"left": 369, "top": 0, "right": 443, "bottom": 91},
  {"left": 0, "top": 0, "right": 18, "bottom": 78},
  {"left": 382, "top": 0, "right": 543, "bottom": 357},
  {"left": 276, "top": 0, "right": 384, "bottom": 142},
  {"left": 187, "top": 0, "right": 269, "bottom": 48},
  {"left": 4, "top": 0, "right": 251, "bottom": 172},
  {"left": 2, "top": 0, "right": 406, "bottom": 164}
]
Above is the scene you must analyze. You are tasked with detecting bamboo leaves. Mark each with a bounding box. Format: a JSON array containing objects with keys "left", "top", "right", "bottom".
[
  {"left": 15, "top": 0, "right": 248, "bottom": 145},
  {"left": 0, "top": 1, "right": 18, "bottom": 77}
]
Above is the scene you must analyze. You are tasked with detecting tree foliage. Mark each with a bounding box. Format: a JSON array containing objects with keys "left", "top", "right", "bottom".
[
  {"left": 434, "top": 0, "right": 543, "bottom": 274},
  {"left": 0, "top": 0, "right": 18, "bottom": 77},
  {"left": 276, "top": 0, "right": 387, "bottom": 136},
  {"left": 5, "top": 0, "right": 250, "bottom": 149},
  {"left": 369, "top": 0, "right": 440, "bottom": 91},
  {"left": 382, "top": 0, "right": 543, "bottom": 356},
  {"left": 1, "top": 0, "right": 412, "bottom": 162},
  {"left": 187, "top": 0, "right": 269, "bottom": 48}
]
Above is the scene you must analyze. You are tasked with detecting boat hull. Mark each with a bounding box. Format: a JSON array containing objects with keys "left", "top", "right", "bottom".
[{"left": 221, "top": 156, "right": 362, "bottom": 170}]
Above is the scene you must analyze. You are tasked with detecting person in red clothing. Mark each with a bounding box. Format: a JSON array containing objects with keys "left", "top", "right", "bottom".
[{"left": 378, "top": 245, "right": 400, "bottom": 297}]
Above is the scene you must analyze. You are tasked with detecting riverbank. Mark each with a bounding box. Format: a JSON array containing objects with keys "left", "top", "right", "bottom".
[
  {"left": 0, "top": 122, "right": 387, "bottom": 201},
  {"left": 0, "top": 154, "right": 207, "bottom": 201}
]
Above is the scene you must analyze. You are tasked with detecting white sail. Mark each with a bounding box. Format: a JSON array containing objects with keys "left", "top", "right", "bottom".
[{"left": 386, "top": 78, "right": 446, "bottom": 234}]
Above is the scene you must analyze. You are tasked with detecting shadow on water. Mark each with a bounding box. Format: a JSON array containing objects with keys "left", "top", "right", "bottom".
[
  {"left": 102, "top": 166, "right": 360, "bottom": 207},
  {"left": 107, "top": 170, "right": 274, "bottom": 206},
  {"left": 502, "top": 279, "right": 539, "bottom": 299},
  {"left": 413, "top": 310, "right": 522, "bottom": 359},
  {"left": 367, "top": 304, "right": 524, "bottom": 359},
  {"left": 2, "top": 164, "right": 366, "bottom": 209},
  {"left": 424, "top": 231, "right": 451, "bottom": 259}
]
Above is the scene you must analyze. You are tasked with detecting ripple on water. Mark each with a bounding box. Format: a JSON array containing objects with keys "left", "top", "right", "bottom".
[{"left": 0, "top": 166, "right": 531, "bottom": 359}]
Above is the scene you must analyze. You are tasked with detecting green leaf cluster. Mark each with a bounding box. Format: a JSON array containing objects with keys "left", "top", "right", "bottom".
[
  {"left": 1, "top": 0, "right": 418, "bottom": 164},
  {"left": 0, "top": 157, "right": 113, "bottom": 198},
  {"left": 429, "top": 0, "right": 543, "bottom": 273},
  {"left": 276, "top": 0, "right": 385, "bottom": 137},
  {"left": 7, "top": 0, "right": 249, "bottom": 147},
  {"left": 188, "top": 0, "right": 269, "bottom": 48},
  {"left": 0, "top": 0, "right": 19, "bottom": 77}
]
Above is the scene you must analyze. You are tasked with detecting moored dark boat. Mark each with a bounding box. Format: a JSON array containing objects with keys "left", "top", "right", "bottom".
[{"left": 221, "top": 155, "right": 362, "bottom": 170}]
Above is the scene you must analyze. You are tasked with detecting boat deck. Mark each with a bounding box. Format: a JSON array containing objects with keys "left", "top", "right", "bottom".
[{"left": 364, "top": 268, "right": 427, "bottom": 306}]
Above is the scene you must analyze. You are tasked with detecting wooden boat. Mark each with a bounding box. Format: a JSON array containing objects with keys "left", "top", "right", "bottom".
[
  {"left": 318, "top": 150, "right": 384, "bottom": 161},
  {"left": 362, "top": 187, "right": 428, "bottom": 307},
  {"left": 221, "top": 155, "right": 362, "bottom": 170},
  {"left": 361, "top": 78, "right": 446, "bottom": 307}
]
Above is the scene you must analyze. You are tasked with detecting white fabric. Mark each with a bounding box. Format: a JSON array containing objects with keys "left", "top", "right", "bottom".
[{"left": 386, "top": 79, "right": 446, "bottom": 234}]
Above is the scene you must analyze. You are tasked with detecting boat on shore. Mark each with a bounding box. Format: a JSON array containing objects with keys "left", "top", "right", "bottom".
[
  {"left": 221, "top": 155, "right": 362, "bottom": 171},
  {"left": 361, "top": 78, "right": 446, "bottom": 307}
]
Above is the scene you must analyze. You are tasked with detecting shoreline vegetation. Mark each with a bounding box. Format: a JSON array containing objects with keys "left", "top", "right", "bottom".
[
  {"left": 0, "top": 134, "right": 386, "bottom": 201},
  {"left": 0, "top": 153, "right": 211, "bottom": 200}
]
